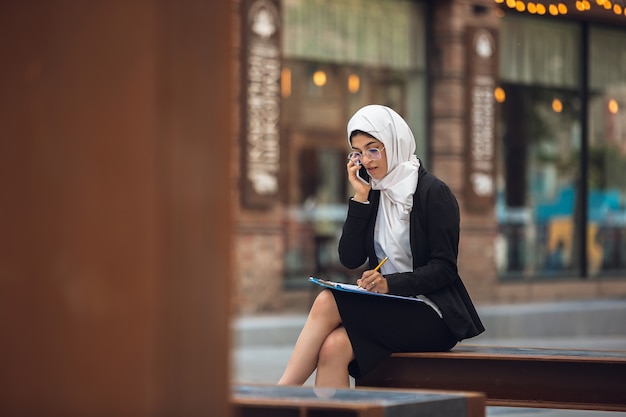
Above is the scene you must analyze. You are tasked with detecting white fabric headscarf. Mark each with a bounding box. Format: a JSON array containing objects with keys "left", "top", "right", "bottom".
[{"left": 347, "top": 105, "right": 421, "bottom": 274}]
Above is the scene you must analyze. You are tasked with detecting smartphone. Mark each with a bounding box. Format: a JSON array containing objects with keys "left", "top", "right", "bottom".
[{"left": 357, "top": 164, "right": 370, "bottom": 184}]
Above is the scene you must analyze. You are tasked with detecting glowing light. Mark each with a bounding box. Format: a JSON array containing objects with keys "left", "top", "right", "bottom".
[
  {"left": 552, "top": 98, "right": 563, "bottom": 113},
  {"left": 608, "top": 99, "right": 619, "bottom": 114},
  {"left": 281, "top": 68, "right": 291, "bottom": 98},
  {"left": 494, "top": 87, "right": 506, "bottom": 103},
  {"left": 312, "top": 70, "right": 327, "bottom": 87},
  {"left": 348, "top": 74, "right": 360, "bottom": 94},
  {"left": 492, "top": 0, "right": 626, "bottom": 21}
]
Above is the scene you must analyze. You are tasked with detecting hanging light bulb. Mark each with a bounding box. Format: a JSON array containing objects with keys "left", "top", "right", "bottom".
[
  {"left": 281, "top": 68, "right": 291, "bottom": 98},
  {"left": 494, "top": 87, "right": 506, "bottom": 103},
  {"left": 347, "top": 74, "right": 360, "bottom": 94},
  {"left": 312, "top": 70, "right": 327, "bottom": 87}
]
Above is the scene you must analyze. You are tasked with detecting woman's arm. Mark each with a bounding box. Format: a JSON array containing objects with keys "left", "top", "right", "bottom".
[{"left": 338, "top": 198, "right": 373, "bottom": 269}]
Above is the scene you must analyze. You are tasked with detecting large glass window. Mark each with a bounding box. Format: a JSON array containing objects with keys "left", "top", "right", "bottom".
[
  {"left": 496, "top": 15, "right": 626, "bottom": 280},
  {"left": 497, "top": 16, "right": 582, "bottom": 278},
  {"left": 281, "top": 0, "right": 427, "bottom": 285},
  {"left": 588, "top": 27, "right": 626, "bottom": 276}
]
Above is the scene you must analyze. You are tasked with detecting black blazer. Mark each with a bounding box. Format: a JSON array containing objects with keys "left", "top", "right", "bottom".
[{"left": 338, "top": 164, "right": 485, "bottom": 341}]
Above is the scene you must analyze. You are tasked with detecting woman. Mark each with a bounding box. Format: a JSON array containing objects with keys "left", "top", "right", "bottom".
[{"left": 278, "top": 104, "right": 484, "bottom": 388}]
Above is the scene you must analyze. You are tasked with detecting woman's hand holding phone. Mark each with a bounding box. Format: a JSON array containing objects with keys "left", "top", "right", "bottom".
[{"left": 347, "top": 160, "right": 371, "bottom": 202}]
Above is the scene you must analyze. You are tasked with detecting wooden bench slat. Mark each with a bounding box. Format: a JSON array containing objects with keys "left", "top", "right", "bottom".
[
  {"left": 392, "top": 345, "right": 626, "bottom": 363},
  {"left": 356, "top": 345, "right": 626, "bottom": 412}
]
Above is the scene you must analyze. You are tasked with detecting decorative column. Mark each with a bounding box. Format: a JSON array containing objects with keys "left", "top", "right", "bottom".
[
  {"left": 428, "top": 0, "right": 500, "bottom": 300},
  {"left": 235, "top": 0, "right": 285, "bottom": 313}
]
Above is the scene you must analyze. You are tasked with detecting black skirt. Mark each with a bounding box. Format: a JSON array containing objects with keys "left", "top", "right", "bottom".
[{"left": 331, "top": 289, "right": 458, "bottom": 379}]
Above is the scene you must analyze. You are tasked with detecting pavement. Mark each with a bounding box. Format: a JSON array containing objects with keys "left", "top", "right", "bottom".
[{"left": 231, "top": 297, "right": 626, "bottom": 417}]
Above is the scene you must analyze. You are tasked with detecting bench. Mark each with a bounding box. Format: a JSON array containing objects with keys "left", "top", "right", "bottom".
[
  {"left": 232, "top": 384, "right": 486, "bottom": 417},
  {"left": 355, "top": 345, "right": 626, "bottom": 412}
]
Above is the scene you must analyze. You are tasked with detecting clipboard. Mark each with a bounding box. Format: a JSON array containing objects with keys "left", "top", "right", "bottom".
[{"left": 308, "top": 277, "right": 426, "bottom": 303}]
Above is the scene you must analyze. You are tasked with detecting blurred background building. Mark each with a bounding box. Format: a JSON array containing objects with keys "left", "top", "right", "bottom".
[{"left": 234, "top": 0, "right": 626, "bottom": 313}]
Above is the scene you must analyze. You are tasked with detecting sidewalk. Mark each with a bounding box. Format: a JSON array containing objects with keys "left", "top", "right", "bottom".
[{"left": 231, "top": 297, "right": 626, "bottom": 417}]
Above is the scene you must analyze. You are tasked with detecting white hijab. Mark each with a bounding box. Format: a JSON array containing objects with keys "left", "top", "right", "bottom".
[{"left": 347, "top": 105, "right": 421, "bottom": 274}]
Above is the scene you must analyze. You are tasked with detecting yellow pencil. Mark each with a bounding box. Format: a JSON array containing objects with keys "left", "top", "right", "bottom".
[
  {"left": 373, "top": 256, "right": 388, "bottom": 272},
  {"left": 357, "top": 257, "right": 389, "bottom": 289}
]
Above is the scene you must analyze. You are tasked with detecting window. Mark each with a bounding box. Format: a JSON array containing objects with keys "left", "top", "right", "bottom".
[
  {"left": 588, "top": 27, "right": 626, "bottom": 276},
  {"left": 496, "top": 15, "right": 626, "bottom": 279},
  {"left": 281, "top": 0, "right": 427, "bottom": 285}
]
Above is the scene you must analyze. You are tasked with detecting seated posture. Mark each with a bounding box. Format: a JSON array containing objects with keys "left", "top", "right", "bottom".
[{"left": 278, "top": 104, "right": 484, "bottom": 387}]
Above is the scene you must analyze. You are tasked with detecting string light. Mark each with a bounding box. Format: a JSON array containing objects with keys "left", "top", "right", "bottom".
[{"left": 496, "top": 0, "right": 626, "bottom": 17}]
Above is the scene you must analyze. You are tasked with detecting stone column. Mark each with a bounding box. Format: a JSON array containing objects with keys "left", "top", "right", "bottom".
[
  {"left": 428, "top": 0, "right": 500, "bottom": 300},
  {"left": 233, "top": 0, "right": 286, "bottom": 313}
]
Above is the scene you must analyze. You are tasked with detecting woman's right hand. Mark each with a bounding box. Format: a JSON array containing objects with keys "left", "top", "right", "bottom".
[{"left": 347, "top": 161, "right": 371, "bottom": 202}]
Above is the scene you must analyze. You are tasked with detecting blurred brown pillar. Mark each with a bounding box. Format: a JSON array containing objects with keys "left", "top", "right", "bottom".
[{"left": 0, "top": 1, "right": 232, "bottom": 416}]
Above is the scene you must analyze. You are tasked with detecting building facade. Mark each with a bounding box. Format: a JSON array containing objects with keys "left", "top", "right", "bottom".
[{"left": 234, "top": 0, "right": 626, "bottom": 313}]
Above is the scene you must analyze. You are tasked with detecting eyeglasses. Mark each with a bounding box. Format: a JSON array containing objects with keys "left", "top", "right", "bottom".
[{"left": 347, "top": 148, "right": 385, "bottom": 165}]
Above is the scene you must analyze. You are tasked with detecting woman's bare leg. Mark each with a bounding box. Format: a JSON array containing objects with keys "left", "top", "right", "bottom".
[
  {"left": 315, "top": 326, "right": 354, "bottom": 387},
  {"left": 277, "top": 290, "right": 343, "bottom": 385}
]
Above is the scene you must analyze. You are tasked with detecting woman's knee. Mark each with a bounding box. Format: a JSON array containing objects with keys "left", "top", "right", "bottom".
[
  {"left": 318, "top": 328, "right": 353, "bottom": 366},
  {"left": 309, "top": 289, "right": 339, "bottom": 318}
]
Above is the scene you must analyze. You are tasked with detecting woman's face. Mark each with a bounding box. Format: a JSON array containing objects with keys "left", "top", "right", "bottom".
[{"left": 350, "top": 133, "right": 388, "bottom": 180}]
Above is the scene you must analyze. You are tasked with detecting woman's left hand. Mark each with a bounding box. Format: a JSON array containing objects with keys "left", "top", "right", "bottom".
[{"left": 357, "top": 270, "right": 388, "bottom": 293}]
